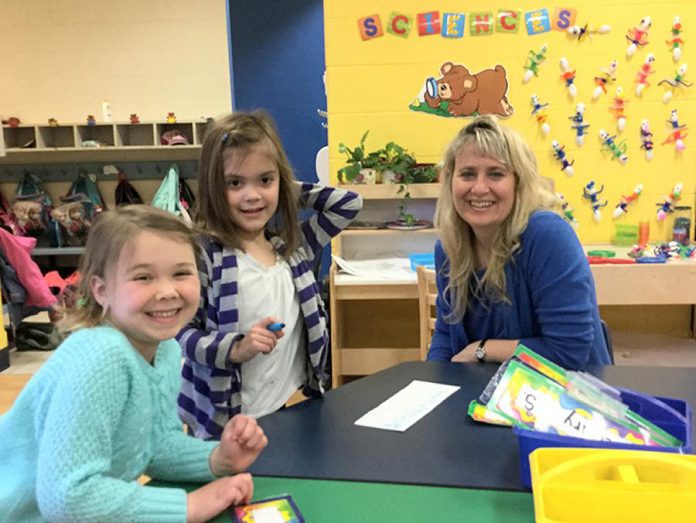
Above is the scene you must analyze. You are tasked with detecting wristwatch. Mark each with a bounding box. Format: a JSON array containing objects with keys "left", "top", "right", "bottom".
[{"left": 475, "top": 339, "right": 488, "bottom": 363}]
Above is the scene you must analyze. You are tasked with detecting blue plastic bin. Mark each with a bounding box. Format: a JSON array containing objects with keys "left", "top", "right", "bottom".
[
  {"left": 409, "top": 253, "right": 435, "bottom": 271},
  {"left": 515, "top": 388, "right": 692, "bottom": 489}
]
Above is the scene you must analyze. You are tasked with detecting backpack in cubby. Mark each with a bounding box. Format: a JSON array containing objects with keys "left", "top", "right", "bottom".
[
  {"left": 11, "top": 173, "right": 62, "bottom": 247},
  {"left": 52, "top": 173, "right": 107, "bottom": 246}
]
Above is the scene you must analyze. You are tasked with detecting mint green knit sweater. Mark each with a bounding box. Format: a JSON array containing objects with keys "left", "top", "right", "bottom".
[{"left": 0, "top": 326, "right": 218, "bottom": 522}]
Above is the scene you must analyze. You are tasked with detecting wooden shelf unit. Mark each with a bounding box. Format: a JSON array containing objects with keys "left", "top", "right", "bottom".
[
  {"left": 330, "top": 182, "right": 440, "bottom": 386},
  {"left": 339, "top": 228, "right": 438, "bottom": 238},
  {"left": 338, "top": 182, "right": 440, "bottom": 199},
  {"left": 1, "top": 121, "right": 207, "bottom": 261},
  {"left": 1, "top": 120, "right": 207, "bottom": 164}
]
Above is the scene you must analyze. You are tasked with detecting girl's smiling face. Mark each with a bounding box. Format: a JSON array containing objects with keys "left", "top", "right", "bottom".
[
  {"left": 451, "top": 144, "right": 516, "bottom": 244},
  {"left": 90, "top": 230, "right": 200, "bottom": 360},
  {"left": 222, "top": 143, "right": 280, "bottom": 242}
]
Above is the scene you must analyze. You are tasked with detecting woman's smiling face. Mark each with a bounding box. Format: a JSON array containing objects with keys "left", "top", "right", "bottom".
[{"left": 451, "top": 144, "right": 516, "bottom": 243}]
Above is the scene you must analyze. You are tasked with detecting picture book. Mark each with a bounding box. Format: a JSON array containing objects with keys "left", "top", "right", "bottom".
[
  {"left": 471, "top": 344, "right": 683, "bottom": 448},
  {"left": 230, "top": 494, "right": 305, "bottom": 523}
]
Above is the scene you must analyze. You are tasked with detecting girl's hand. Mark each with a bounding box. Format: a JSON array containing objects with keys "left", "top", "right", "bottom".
[
  {"left": 230, "top": 316, "right": 285, "bottom": 363},
  {"left": 210, "top": 415, "right": 268, "bottom": 476},
  {"left": 186, "top": 473, "right": 253, "bottom": 523}
]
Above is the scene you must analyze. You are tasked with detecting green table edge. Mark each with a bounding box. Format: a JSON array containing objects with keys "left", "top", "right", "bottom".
[{"left": 154, "top": 476, "right": 535, "bottom": 522}]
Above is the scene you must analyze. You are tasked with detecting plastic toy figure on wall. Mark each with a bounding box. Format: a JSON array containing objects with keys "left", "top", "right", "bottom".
[
  {"left": 551, "top": 140, "right": 575, "bottom": 176},
  {"left": 662, "top": 109, "right": 688, "bottom": 151},
  {"left": 635, "top": 54, "right": 656, "bottom": 96},
  {"left": 523, "top": 44, "right": 548, "bottom": 83},
  {"left": 530, "top": 95, "right": 550, "bottom": 136},
  {"left": 410, "top": 62, "right": 513, "bottom": 118},
  {"left": 666, "top": 16, "right": 684, "bottom": 62},
  {"left": 639, "top": 119, "right": 655, "bottom": 160},
  {"left": 593, "top": 60, "right": 618, "bottom": 100},
  {"left": 626, "top": 16, "right": 652, "bottom": 57},
  {"left": 613, "top": 185, "right": 643, "bottom": 219},
  {"left": 567, "top": 22, "right": 611, "bottom": 42},
  {"left": 599, "top": 129, "right": 629, "bottom": 164},
  {"left": 659, "top": 64, "right": 692, "bottom": 103},
  {"left": 557, "top": 192, "right": 578, "bottom": 227},
  {"left": 656, "top": 183, "right": 683, "bottom": 221},
  {"left": 569, "top": 103, "right": 590, "bottom": 146},
  {"left": 609, "top": 87, "right": 628, "bottom": 131},
  {"left": 559, "top": 57, "right": 578, "bottom": 98},
  {"left": 583, "top": 181, "right": 608, "bottom": 222}
]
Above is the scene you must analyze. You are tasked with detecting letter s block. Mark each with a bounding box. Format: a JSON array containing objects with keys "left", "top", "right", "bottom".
[{"left": 358, "top": 15, "right": 384, "bottom": 41}]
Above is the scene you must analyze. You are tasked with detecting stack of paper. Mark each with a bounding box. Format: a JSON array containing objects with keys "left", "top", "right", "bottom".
[{"left": 332, "top": 255, "right": 414, "bottom": 279}]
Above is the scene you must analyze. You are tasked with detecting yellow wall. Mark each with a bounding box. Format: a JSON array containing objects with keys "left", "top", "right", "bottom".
[{"left": 325, "top": 0, "right": 696, "bottom": 243}]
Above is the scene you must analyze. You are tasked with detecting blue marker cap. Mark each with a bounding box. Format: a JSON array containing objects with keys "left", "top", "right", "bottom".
[
  {"left": 636, "top": 256, "right": 667, "bottom": 264},
  {"left": 267, "top": 322, "right": 285, "bottom": 332}
]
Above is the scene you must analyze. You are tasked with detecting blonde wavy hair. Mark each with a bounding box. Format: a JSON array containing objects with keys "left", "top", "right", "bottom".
[
  {"left": 434, "top": 115, "right": 557, "bottom": 321},
  {"left": 195, "top": 111, "right": 301, "bottom": 257},
  {"left": 58, "top": 205, "right": 200, "bottom": 333}
]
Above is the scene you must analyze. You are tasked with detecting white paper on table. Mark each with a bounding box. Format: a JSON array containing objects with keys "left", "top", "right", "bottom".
[
  {"left": 354, "top": 380, "right": 460, "bottom": 432},
  {"left": 332, "top": 255, "right": 414, "bottom": 279}
]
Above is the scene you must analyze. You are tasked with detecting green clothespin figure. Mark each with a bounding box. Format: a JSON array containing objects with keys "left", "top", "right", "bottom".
[{"left": 523, "top": 43, "right": 548, "bottom": 83}]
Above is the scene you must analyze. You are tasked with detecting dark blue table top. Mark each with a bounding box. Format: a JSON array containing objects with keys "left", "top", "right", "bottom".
[{"left": 249, "top": 361, "right": 696, "bottom": 491}]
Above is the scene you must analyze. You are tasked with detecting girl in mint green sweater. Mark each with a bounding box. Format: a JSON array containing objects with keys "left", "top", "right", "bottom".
[{"left": 0, "top": 206, "right": 267, "bottom": 523}]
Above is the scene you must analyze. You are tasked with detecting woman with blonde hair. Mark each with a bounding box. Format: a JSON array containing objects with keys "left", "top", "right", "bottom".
[{"left": 428, "top": 116, "right": 610, "bottom": 369}]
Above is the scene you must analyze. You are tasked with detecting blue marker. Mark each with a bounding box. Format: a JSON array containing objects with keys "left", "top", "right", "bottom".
[{"left": 267, "top": 322, "right": 285, "bottom": 332}]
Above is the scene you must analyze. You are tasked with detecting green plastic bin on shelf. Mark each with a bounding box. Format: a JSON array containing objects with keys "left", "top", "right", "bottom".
[{"left": 613, "top": 223, "right": 639, "bottom": 246}]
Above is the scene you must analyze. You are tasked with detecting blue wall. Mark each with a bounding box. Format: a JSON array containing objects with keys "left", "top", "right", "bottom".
[{"left": 228, "top": 1, "right": 327, "bottom": 183}]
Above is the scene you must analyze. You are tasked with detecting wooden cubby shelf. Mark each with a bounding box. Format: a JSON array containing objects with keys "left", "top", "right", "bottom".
[
  {"left": 1, "top": 120, "right": 208, "bottom": 164},
  {"left": 330, "top": 182, "right": 441, "bottom": 386},
  {"left": 338, "top": 182, "right": 440, "bottom": 199}
]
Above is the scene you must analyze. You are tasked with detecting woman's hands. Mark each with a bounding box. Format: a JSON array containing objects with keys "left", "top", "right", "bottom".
[
  {"left": 186, "top": 473, "right": 253, "bottom": 523},
  {"left": 451, "top": 339, "right": 519, "bottom": 363},
  {"left": 210, "top": 415, "right": 268, "bottom": 476},
  {"left": 230, "top": 316, "right": 285, "bottom": 363},
  {"left": 451, "top": 341, "right": 479, "bottom": 363}
]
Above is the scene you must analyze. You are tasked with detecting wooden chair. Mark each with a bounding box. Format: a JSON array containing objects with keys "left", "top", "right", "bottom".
[{"left": 417, "top": 266, "right": 437, "bottom": 361}]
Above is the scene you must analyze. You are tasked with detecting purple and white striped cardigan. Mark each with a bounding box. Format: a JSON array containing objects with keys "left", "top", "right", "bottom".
[{"left": 177, "top": 182, "right": 362, "bottom": 439}]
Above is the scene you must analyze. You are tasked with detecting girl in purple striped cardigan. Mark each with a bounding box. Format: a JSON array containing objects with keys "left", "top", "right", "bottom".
[{"left": 178, "top": 112, "right": 362, "bottom": 439}]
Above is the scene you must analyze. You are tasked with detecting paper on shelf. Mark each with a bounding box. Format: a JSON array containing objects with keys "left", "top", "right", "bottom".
[
  {"left": 332, "top": 255, "right": 414, "bottom": 279},
  {"left": 355, "top": 380, "right": 460, "bottom": 432}
]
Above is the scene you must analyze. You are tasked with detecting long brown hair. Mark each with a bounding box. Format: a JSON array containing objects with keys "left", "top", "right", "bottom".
[
  {"left": 434, "top": 115, "right": 557, "bottom": 321},
  {"left": 196, "top": 111, "right": 301, "bottom": 256},
  {"left": 59, "top": 205, "right": 200, "bottom": 333}
]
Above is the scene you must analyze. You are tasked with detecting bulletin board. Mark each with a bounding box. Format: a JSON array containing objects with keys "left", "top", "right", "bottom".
[{"left": 324, "top": 0, "right": 696, "bottom": 243}]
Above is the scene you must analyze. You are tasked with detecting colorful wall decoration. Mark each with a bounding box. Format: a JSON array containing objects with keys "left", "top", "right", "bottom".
[{"left": 325, "top": 0, "right": 696, "bottom": 243}]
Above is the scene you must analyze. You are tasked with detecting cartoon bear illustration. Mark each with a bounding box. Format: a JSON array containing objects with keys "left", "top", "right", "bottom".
[{"left": 424, "top": 62, "right": 513, "bottom": 118}]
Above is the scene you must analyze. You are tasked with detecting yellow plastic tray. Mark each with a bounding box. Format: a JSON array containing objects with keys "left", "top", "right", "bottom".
[{"left": 530, "top": 447, "right": 696, "bottom": 523}]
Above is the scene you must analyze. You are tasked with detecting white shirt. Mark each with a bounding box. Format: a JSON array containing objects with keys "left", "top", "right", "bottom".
[{"left": 237, "top": 250, "right": 307, "bottom": 418}]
